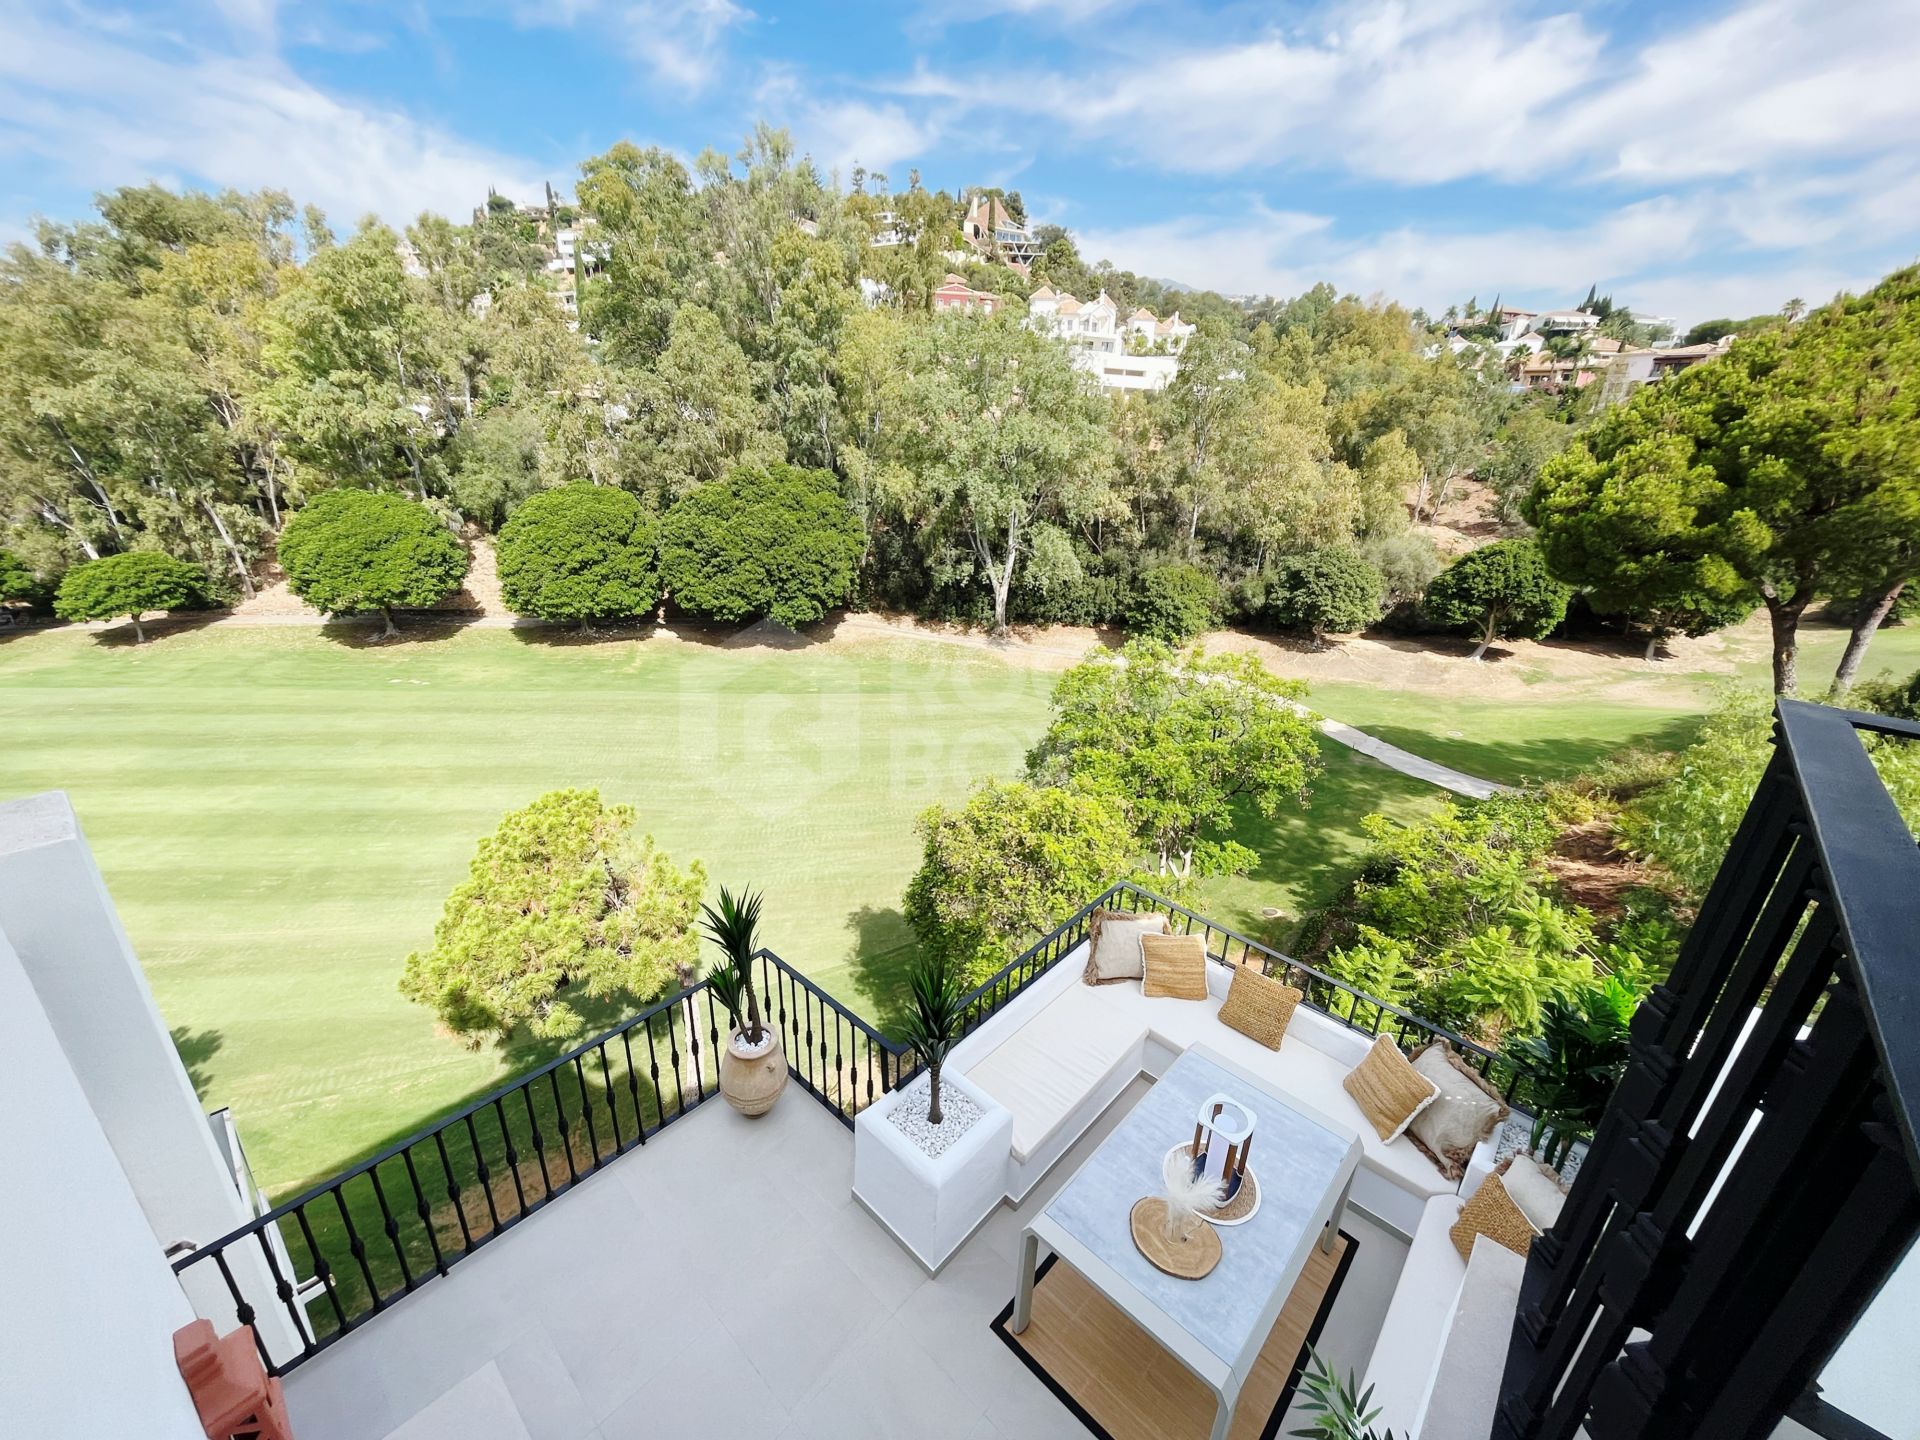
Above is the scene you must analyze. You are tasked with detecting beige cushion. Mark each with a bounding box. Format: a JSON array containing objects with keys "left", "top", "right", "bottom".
[
  {"left": 1502, "top": 1155, "right": 1569, "bottom": 1232},
  {"left": 1407, "top": 1042, "right": 1509, "bottom": 1181},
  {"left": 1140, "top": 934, "right": 1209, "bottom": 1000},
  {"left": 1082, "top": 909, "right": 1169, "bottom": 985},
  {"left": 1450, "top": 1166, "right": 1536, "bottom": 1262},
  {"left": 1342, "top": 1036, "right": 1439, "bottom": 1144},
  {"left": 1216, "top": 966, "right": 1303, "bottom": 1050}
]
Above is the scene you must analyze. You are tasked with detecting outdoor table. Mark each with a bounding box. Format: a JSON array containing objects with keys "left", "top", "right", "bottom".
[{"left": 1011, "top": 1043, "right": 1361, "bottom": 1440}]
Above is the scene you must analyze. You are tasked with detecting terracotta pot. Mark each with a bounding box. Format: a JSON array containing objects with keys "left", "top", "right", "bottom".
[{"left": 719, "top": 1026, "right": 788, "bottom": 1116}]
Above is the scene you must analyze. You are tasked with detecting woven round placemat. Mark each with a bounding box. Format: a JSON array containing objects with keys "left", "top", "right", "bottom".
[
  {"left": 1130, "top": 1197, "right": 1223, "bottom": 1279},
  {"left": 1165, "top": 1144, "right": 1262, "bottom": 1227}
]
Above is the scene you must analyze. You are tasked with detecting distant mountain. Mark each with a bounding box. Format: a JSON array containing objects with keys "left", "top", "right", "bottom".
[{"left": 1152, "top": 276, "right": 1196, "bottom": 293}]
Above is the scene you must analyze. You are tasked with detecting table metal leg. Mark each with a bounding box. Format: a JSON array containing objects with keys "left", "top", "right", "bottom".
[
  {"left": 1011, "top": 1230, "right": 1040, "bottom": 1334},
  {"left": 1210, "top": 1390, "right": 1234, "bottom": 1440},
  {"left": 1322, "top": 1168, "right": 1355, "bottom": 1254}
]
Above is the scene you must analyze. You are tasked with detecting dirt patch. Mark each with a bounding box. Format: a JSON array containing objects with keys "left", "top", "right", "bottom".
[
  {"left": 1545, "top": 820, "right": 1656, "bottom": 921},
  {"left": 224, "top": 535, "right": 508, "bottom": 621},
  {"left": 1425, "top": 479, "right": 1507, "bottom": 556}
]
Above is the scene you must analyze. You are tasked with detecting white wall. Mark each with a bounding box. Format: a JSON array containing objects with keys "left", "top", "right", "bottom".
[
  {"left": 0, "top": 791, "right": 302, "bottom": 1358},
  {"left": 0, "top": 926, "right": 208, "bottom": 1440}
]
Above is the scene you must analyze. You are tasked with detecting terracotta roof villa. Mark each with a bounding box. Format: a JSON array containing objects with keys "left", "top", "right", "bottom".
[{"left": 7, "top": 697, "right": 1918, "bottom": 1440}]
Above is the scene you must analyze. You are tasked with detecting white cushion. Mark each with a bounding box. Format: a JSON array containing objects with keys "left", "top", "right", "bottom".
[
  {"left": 1415, "top": 1235, "right": 1528, "bottom": 1439},
  {"left": 1410, "top": 1043, "right": 1505, "bottom": 1163},
  {"left": 1501, "top": 1155, "right": 1568, "bottom": 1233},
  {"left": 1086, "top": 912, "right": 1167, "bottom": 982},
  {"left": 1363, "top": 1193, "right": 1469, "bottom": 1436},
  {"left": 964, "top": 985, "right": 1146, "bottom": 1163}
]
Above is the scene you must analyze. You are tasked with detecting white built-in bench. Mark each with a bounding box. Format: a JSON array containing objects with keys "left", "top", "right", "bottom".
[{"left": 946, "top": 940, "right": 1498, "bottom": 1237}]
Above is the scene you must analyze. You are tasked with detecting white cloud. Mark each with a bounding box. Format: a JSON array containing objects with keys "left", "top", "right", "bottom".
[
  {"left": 0, "top": 6, "right": 551, "bottom": 227},
  {"left": 1069, "top": 191, "right": 1899, "bottom": 325},
  {"left": 796, "top": 101, "right": 937, "bottom": 180},
  {"left": 898, "top": 0, "right": 1920, "bottom": 188},
  {"left": 513, "top": 0, "right": 750, "bottom": 93}
]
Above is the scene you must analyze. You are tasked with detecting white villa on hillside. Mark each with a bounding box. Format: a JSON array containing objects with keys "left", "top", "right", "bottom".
[{"left": 1029, "top": 287, "right": 1197, "bottom": 392}]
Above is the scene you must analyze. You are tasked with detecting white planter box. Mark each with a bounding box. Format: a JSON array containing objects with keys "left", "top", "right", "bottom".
[{"left": 853, "top": 1072, "right": 1012, "bottom": 1275}]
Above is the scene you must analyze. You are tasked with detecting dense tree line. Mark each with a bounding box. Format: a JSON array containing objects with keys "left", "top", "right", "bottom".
[
  {"left": 0, "top": 126, "right": 1540, "bottom": 647},
  {"left": 6, "top": 126, "right": 1909, "bottom": 688}
]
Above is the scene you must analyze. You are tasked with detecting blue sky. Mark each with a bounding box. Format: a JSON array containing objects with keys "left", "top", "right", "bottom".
[{"left": 3, "top": 0, "right": 1917, "bottom": 324}]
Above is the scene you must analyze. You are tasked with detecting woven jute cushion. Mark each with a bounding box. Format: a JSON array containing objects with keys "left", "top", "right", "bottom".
[
  {"left": 1450, "top": 1162, "right": 1539, "bottom": 1262},
  {"left": 1082, "top": 909, "right": 1170, "bottom": 986},
  {"left": 1216, "top": 965, "right": 1303, "bottom": 1050},
  {"left": 1342, "top": 1035, "right": 1440, "bottom": 1144},
  {"left": 1140, "top": 933, "right": 1210, "bottom": 1000},
  {"left": 1406, "top": 1040, "right": 1510, "bottom": 1181}
]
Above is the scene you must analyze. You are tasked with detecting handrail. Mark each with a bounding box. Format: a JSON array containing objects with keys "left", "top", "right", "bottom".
[
  {"left": 177, "top": 883, "right": 1530, "bottom": 1377},
  {"left": 1105, "top": 882, "right": 1516, "bottom": 1080},
  {"left": 180, "top": 978, "right": 716, "bottom": 1255},
  {"left": 173, "top": 976, "right": 726, "bottom": 1374}
]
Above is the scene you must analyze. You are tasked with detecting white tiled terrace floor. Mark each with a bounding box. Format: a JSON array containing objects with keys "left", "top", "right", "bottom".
[{"left": 284, "top": 1078, "right": 1409, "bottom": 1440}]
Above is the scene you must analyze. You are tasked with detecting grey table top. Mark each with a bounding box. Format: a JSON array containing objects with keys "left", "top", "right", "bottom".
[{"left": 1039, "top": 1046, "right": 1357, "bottom": 1368}]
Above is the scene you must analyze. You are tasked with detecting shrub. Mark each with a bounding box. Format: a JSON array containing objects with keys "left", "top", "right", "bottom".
[
  {"left": 1359, "top": 529, "right": 1443, "bottom": 604},
  {"left": 1616, "top": 693, "right": 1772, "bottom": 897},
  {"left": 1125, "top": 562, "right": 1220, "bottom": 642},
  {"left": 497, "top": 483, "right": 659, "bottom": 629},
  {"left": 1266, "top": 547, "right": 1386, "bottom": 646},
  {"left": 0, "top": 548, "right": 46, "bottom": 605},
  {"left": 278, "top": 489, "right": 470, "bottom": 636},
  {"left": 1853, "top": 667, "right": 1920, "bottom": 721},
  {"left": 53, "top": 552, "right": 207, "bottom": 642},
  {"left": 658, "top": 462, "right": 863, "bottom": 629},
  {"left": 1423, "top": 538, "right": 1571, "bottom": 659},
  {"left": 904, "top": 780, "right": 1138, "bottom": 987}
]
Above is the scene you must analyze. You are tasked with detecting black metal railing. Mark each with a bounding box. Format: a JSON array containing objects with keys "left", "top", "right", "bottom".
[
  {"left": 755, "top": 948, "right": 910, "bottom": 1126},
  {"left": 1495, "top": 700, "right": 1920, "bottom": 1440},
  {"left": 174, "top": 885, "right": 1519, "bottom": 1376},
  {"left": 947, "top": 879, "right": 1528, "bottom": 1099},
  {"left": 172, "top": 978, "right": 728, "bottom": 1375}
]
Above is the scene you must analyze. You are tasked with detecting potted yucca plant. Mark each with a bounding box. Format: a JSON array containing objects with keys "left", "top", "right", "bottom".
[
  {"left": 901, "top": 953, "right": 967, "bottom": 1125},
  {"left": 703, "top": 885, "right": 787, "bottom": 1116},
  {"left": 1289, "top": 1350, "right": 1400, "bottom": 1439}
]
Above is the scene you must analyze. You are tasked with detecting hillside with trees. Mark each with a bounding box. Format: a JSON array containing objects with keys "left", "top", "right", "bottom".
[{"left": 3, "top": 126, "right": 1914, "bottom": 693}]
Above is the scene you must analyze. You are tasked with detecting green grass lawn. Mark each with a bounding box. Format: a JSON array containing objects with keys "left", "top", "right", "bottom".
[
  {"left": 0, "top": 621, "right": 1454, "bottom": 1198},
  {"left": 12, "top": 610, "right": 1888, "bottom": 1199},
  {"left": 1305, "top": 684, "right": 1707, "bottom": 788},
  {"left": 0, "top": 623, "right": 1065, "bottom": 1195}
]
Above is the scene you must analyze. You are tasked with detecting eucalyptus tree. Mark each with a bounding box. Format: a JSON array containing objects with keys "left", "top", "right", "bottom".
[{"left": 889, "top": 312, "right": 1116, "bottom": 632}]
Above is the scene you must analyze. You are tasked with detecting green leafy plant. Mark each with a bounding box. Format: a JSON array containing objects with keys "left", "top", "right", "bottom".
[
  {"left": 701, "top": 884, "right": 767, "bottom": 1046},
  {"left": 1126, "top": 562, "right": 1221, "bottom": 643},
  {"left": 900, "top": 953, "right": 968, "bottom": 1125},
  {"left": 1289, "top": 1349, "right": 1399, "bottom": 1439},
  {"left": 277, "top": 489, "right": 470, "bottom": 637},
  {"left": 1508, "top": 975, "right": 1638, "bottom": 1168},
  {"left": 53, "top": 552, "right": 208, "bottom": 642}
]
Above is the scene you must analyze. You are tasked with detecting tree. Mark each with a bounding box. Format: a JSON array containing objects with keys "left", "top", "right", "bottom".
[
  {"left": 1025, "top": 641, "right": 1323, "bottom": 877},
  {"left": 657, "top": 462, "right": 862, "bottom": 629},
  {"left": 889, "top": 312, "right": 1114, "bottom": 632},
  {"left": 1267, "top": 547, "right": 1386, "bottom": 646},
  {"left": 903, "top": 779, "right": 1137, "bottom": 986},
  {"left": 399, "top": 789, "right": 704, "bottom": 1047},
  {"left": 0, "top": 548, "right": 44, "bottom": 604},
  {"left": 1481, "top": 407, "right": 1572, "bottom": 527},
  {"left": 496, "top": 483, "right": 658, "bottom": 629},
  {"left": 277, "top": 488, "right": 469, "bottom": 636},
  {"left": 1423, "top": 539, "right": 1571, "bottom": 660},
  {"left": 258, "top": 222, "right": 450, "bottom": 497},
  {"left": 1126, "top": 563, "right": 1220, "bottom": 642},
  {"left": 1530, "top": 269, "right": 1920, "bottom": 692},
  {"left": 52, "top": 551, "right": 206, "bottom": 641}
]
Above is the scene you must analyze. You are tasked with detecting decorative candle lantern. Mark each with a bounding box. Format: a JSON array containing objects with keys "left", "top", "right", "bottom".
[{"left": 1191, "top": 1094, "right": 1257, "bottom": 1203}]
